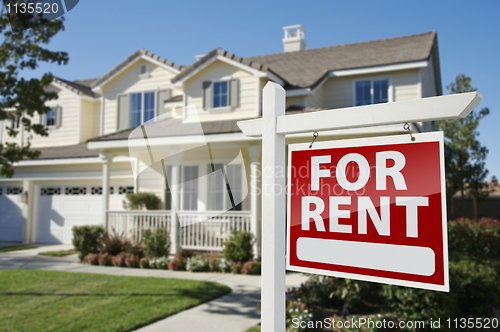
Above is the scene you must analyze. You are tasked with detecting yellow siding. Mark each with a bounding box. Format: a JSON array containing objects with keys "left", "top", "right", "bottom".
[
  {"left": 323, "top": 77, "right": 353, "bottom": 109},
  {"left": 393, "top": 70, "right": 420, "bottom": 102},
  {"left": 305, "top": 84, "right": 325, "bottom": 109},
  {"left": 80, "top": 99, "right": 100, "bottom": 141},
  {"left": 102, "top": 60, "right": 177, "bottom": 135},
  {"left": 2, "top": 87, "right": 82, "bottom": 148},
  {"left": 184, "top": 59, "right": 258, "bottom": 122},
  {"left": 421, "top": 55, "right": 437, "bottom": 98}
]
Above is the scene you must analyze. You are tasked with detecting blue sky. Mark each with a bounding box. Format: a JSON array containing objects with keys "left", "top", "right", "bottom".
[{"left": 23, "top": 0, "right": 500, "bottom": 180}]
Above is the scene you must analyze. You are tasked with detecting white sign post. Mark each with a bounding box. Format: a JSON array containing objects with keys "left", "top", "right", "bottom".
[{"left": 237, "top": 82, "right": 482, "bottom": 332}]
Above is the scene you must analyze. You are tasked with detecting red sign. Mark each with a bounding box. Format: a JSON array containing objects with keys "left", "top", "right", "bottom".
[{"left": 286, "top": 132, "right": 449, "bottom": 291}]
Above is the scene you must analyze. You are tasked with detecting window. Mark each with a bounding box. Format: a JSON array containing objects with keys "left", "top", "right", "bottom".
[
  {"left": 207, "top": 163, "right": 243, "bottom": 211},
  {"left": 202, "top": 79, "right": 239, "bottom": 111},
  {"left": 182, "top": 166, "right": 198, "bottom": 211},
  {"left": 213, "top": 81, "right": 228, "bottom": 108},
  {"left": 139, "top": 63, "right": 148, "bottom": 76},
  {"left": 355, "top": 79, "right": 390, "bottom": 106},
  {"left": 10, "top": 115, "right": 21, "bottom": 131},
  {"left": 40, "top": 107, "right": 62, "bottom": 127},
  {"left": 130, "top": 91, "right": 155, "bottom": 128}
]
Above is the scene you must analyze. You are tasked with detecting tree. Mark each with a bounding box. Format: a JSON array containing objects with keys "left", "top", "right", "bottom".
[
  {"left": 437, "top": 74, "right": 490, "bottom": 219},
  {"left": 0, "top": 1, "right": 68, "bottom": 177}
]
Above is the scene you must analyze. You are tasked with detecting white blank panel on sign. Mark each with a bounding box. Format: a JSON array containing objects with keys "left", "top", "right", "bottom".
[{"left": 297, "top": 237, "right": 435, "bottom": 276}]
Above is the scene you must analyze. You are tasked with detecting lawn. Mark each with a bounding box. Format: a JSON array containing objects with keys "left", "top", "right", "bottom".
[
  {"left": 0, "top": 245, "right": 38, "bottom": 252},
  {"left": 0, "top": 269, "right": 231, "bottom": 332}
]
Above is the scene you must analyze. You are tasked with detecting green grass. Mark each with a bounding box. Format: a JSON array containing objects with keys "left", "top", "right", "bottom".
[
  {"left": 0, "top": 269, "right": 231, "bottom": 332},
  {"left": 0, "top": 245, "right": 37, "bottom": 252},
  {"left": 38, "top": 249, "right": 78, "bottom": 257},
  {"left": 244, "top": 326, "right": 261, "bottom": 332}
]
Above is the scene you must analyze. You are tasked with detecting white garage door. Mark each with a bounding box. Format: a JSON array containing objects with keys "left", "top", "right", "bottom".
[
  {"left": 36, "top": 183, "right": 132, "bottom": 244},
  {"left": 0, "top": 186, "right": 24, "bottom": 242}
]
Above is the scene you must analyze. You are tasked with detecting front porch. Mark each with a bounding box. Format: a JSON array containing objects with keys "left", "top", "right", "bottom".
[{"left": 107, "top": 210, "right": 253, "bottom": 253}]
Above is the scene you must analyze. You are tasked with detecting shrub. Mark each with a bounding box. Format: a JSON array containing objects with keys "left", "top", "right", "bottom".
[
  {"left": 139, "top": 256, "right": 151, "bottom": 269},
  {"left": 123, "top": 192, "right": 161, "bottom": 210},
  {"left": 230, "top": 261, "right": 242, "bottom": 274},
  {"left": 85, "top": 253, "right": 98, "bottom": 265},
  {"left": 222, "top": 231, "right": 254, "bottom": 263},
  {"left": 142, "top": 227, "right": 170, "bottom": 258},
  {"left": 241, "top": 259, "right": 261, "bottom": 275},
  {"left": 97, "top": 253, "right": 112, "bottom": 266},
  {"left": 186, "top": 255, "right": 210, "bottom": 272},
  {"left": 208, "top": 256, "right": 219, "bottom": 272},
  {"left": 124, "top": 254, "right": 140, "bottom": 268},
  {"left": 448, "top": 217, "right": 500, "bottom": 262},
  {"left": 168, "top": 253, "right": 186, "bottom": 270},
  {"left": 72, "top": 225, "right": 105, "bottom": 261},
  {"left": 100, "top": 229, "right": 132, "bottom": 256},
  {"left": 155, "top": 256, "right": 170, "bottom": 269},
  {"left": 383, "top": 260, "right": 500, "bottom": 321},
  {"left": 218, "top": 258, "right": 230, "bottom": 272},
  {"left": 111, "top": 252, "right": 127, "bottom": 267}
]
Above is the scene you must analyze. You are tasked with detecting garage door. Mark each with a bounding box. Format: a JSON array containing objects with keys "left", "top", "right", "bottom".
[
  {"left": 36, "top": 184, "right": 132, "bottom": 244},
  {"left": 0, "top": 186, "right": 24, "bottom": 242}
]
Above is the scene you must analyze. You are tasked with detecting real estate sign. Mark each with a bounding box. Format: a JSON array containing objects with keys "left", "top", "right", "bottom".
[{"left": 286, "top": 132, "right": 449, "bottom": 292}]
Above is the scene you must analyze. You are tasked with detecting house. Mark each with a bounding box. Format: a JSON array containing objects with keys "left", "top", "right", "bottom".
[{"left": 0, "top": 26, "right": 442, "bottom": 257}]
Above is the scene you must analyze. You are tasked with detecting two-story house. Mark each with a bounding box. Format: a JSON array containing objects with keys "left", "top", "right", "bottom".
[{"left": 0, "top": 27, "right": 441, "bottom": 257}]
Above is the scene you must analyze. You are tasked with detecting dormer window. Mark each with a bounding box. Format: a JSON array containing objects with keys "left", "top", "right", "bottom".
[
  {"left": 139, "top": 63, "right": 149, "bottom": 78},
  {"left": 202, "top": 79, "right": 239, "bottom": 112},
  {"left": 40, "top": 107, "right": 62, "bottom": 128},
  {"left": 213, "top": 81, "right": 228, "bottom": 108}
]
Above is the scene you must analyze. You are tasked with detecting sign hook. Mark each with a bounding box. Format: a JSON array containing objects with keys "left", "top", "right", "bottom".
[
  {"left": 403, "top": 123, "right": 415, "bottom": 142},
  {"left": 309, "top": 131, "right": 319, "bottom": 148}
]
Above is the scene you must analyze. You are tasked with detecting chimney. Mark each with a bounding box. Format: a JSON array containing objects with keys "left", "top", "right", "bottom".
[{"left": 283, "top": 25, "right": 306, "bottom": 52}]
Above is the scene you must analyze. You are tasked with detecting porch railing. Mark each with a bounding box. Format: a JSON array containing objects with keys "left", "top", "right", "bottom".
[
  {"left": 106, "top": 210, "right": 252, "bottom": 251},
  {"left": 107, "top": 211, "right": 172, "bottom": 243},
  {"left": 178, "top": 211, "right": 251, "bottom": 251}
]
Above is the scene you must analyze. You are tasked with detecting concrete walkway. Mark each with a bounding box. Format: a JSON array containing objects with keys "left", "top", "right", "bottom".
[{"left": 0, "top": 244, "right": 309, "bottom": 332}]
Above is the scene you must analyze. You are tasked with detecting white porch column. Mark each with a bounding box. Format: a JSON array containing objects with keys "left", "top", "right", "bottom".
[
  {"left": 100, "top": 153, "right": 111, "bottom": 229},
  {"left": 170, "top": 152, "right": 181, "bottom": 254},
  {"left": 247, "top": 145, "right": 261, "bottom": 259},
  {"left": 261, "top": 82, "right": 286, "bottom": 332}
]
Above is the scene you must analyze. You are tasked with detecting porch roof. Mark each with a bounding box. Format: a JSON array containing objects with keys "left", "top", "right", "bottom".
[{"left": 32, "top": 142, "right": 103, "bottom": 160}]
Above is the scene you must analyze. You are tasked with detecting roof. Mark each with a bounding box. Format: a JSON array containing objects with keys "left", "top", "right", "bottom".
[
  {"left": 88, "top": 116, "right": 243, "bottom": 142},
  {"left": 247, "top": 31, "right": 437, "bottom": 88},
  {"left": 91, "top": 49, "right": 184, "bottom": 89},
  {"left": 52, "top": 77, "right": 99, "bottom": 98},
  {"left": 172, "top": 48, "right": 275, "bottom": 84},
  {"left": 172, "top": 31, "right": 437, "bottom": 89},
  {"left": 33, "top": 142, "right": 102, "bottom": 160}
]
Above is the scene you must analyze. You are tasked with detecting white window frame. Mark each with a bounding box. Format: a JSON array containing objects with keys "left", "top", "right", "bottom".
[
  {"left": 352, "top": 76, "right": 393, "bottom": 107},
  {"left": 10, "top": 114, "right": 21, "bottom": 131},
  {"left": 46, "top": 107, "right": 57, "bottom": 127},
  {"left": 129, "top": 90, "right": 156, "bottom": 127},
  {"left": 209, "top": 79, "right": 232, "bottom": 113}
]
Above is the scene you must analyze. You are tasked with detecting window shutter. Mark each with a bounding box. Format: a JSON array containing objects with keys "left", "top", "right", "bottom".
[
  {"left": 55, "top": 106, "right": 62, "bottom": 128},
  {"left": 40, "top": 113, "right": 47, "bottom": 126},
  {"left": 202, "top": 81, "right": 212, "bottom": 110},
  {"left": 229, "top": 79, "right": 239, "bottom": 108},
  {"left": 117, "top": 94, "right": 130, "bottom": 131},
  {"left": 157, "top": 89, "right": 172, "bottom": 116}
]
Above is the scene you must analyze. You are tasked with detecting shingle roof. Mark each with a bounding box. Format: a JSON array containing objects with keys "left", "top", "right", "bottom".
[
  {"left": 88, "top": 116, "right": 243, "bottom": 142},
  {"left": 248, "top": 31, "right": 437, "bottom": 88},
  {"left": 33, "top": 142, "right": 102, "bottom": 160},
  {"left": 52, "top": 77, "right": 99, "bottom": 98},
  {"left": 172, "top": 48, "right": 276, "bottom": 84},
  {"left": 172, "top": 31, "right": 437, "bottom": 89},
  {"left": 91, "top": 49, "right": 184, "bottom": 89}
]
